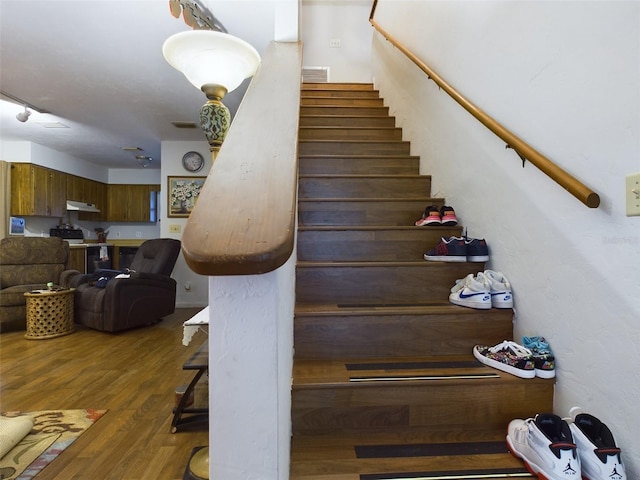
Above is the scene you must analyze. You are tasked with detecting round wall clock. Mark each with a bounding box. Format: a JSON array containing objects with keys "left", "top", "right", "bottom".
[{"left": 181, "top": 151, "right": 204, "bottom": 173}]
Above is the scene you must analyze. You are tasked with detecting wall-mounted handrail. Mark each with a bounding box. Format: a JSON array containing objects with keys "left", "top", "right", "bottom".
[{"left": 369, "top": 1, "right": 600, "bottom": 208}]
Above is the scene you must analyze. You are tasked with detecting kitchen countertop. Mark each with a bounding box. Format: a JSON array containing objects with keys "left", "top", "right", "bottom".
[{"left": 66, "top": 240, "right": 145, "bottom": 248}]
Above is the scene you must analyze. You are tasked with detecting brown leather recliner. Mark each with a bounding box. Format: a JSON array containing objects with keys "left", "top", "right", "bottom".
[{"left": 68, "top": 238, "right": 181, "bottom": 332}]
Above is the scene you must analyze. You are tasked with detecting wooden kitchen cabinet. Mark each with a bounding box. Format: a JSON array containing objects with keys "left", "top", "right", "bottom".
[
  {"left": 107, "top": 184, "right": 159, "bottom": 222},
  {"left": 10, "top": 163, "right": 66, "bottom": 217},
  {"left": 67, "top": 246, "right": 86, "bottom": 274}
]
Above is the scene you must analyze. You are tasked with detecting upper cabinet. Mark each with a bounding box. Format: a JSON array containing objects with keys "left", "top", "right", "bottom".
[
  {"left": 107, "top": 184, "right": 160, "bottom": 222},
  {"left": 11, "top": 163, "right": 66, "bottom": 217},
  {"left": 10, "top": 163, "right": 158, "bottom": 222}
]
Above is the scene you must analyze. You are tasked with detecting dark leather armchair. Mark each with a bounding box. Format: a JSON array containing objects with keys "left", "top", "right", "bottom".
[{"left": 68, "top": 238, "right": 181, "bottom": 332}]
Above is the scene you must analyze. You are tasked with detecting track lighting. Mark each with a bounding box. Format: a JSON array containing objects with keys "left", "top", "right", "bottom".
[{"left": 16, "top": 106, "right": 31, "bottom": 123}]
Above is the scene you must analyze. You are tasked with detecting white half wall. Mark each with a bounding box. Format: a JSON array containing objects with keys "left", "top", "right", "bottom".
[{"left": 372, "top": 0, "right": 640, "bottom": 474}]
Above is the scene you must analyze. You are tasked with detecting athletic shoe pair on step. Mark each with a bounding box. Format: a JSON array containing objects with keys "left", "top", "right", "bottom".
[
  {"left": 423, "top": 236, "right": 489, "bottom": 262},
  {"left": 415, "top": 205, "right": 458, "bottom": 226},
  {"left": 449, "top": 270, "right": 512, "bottom": 310},
  {"left": 473, "top": 337, "right": 554, "bottom": 379},
  {"left": 507, "top": 412, "right": 626, "bottom": 480}
]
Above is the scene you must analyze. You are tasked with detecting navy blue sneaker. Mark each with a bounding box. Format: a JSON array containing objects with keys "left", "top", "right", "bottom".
[
  {"left": 465, "top": 238, "right": 489, "bottom": 262},
  {"left": 423, "top": 237, "right": 467, "bottom": 262}
]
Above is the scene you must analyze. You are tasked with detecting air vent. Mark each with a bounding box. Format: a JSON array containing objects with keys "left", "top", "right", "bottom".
[
  {"left": 35, "top": 122, "right": 69, "bottom": 129},
  {"left": 172, "top": 121, "right": 198, "bottom": 129},
  {"left": 302, "top": 66, "right": 329, "bottom": 83}
]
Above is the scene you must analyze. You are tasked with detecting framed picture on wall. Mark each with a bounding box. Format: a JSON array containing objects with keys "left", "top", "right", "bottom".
[{"left": 168, "top": 176, "right": 206, "bottom": 218}]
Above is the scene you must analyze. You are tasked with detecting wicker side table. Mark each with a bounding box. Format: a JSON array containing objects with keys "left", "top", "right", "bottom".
[{"left": 24, "top": 289, "right": 75, "bottom": 339}]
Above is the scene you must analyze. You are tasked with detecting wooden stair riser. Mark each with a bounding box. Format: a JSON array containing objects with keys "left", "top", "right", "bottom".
[
  {"left": 291, "top": 380, "right": 553, "bottom": 434},
  {"left": 300, "top": 140, "right": 410, "bottom": 156},
  {"left": 299, "top": 127, "right": 403, "bottom": 141},
  {"left": 298, "top": 199, "right": 440, "bottom": 226},
  {"left": 294, "top": 310, "right": 514, "bottom": 359},
  {"left": 299, "top": 156, "right": 420, "bottom": 175},
  {"left": 301, "top": 89, "right": 380, "bottom": 98},
  {"left": 295, "top": 263, "right": 484, "bottom": 305},
  {"left": 300, "top": 105, "right": 390, "bottom": 116},
  {"left": 299, "top": 176, "right": 430, "bottom": 199},
  {"left": 303, "top": 83, "right": 374, "bottom": 91},
  {"left": 297, "top": 227, "right": 461, "bottom": 262},
  {"left": 301, "top": 97, "right": 384, "bottom": 107},
  {"left": 299, "top": 116, "right": 397, "bottom": 128}
]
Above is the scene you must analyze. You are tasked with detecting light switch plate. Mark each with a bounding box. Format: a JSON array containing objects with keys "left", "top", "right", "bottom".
[{"left": 626, "top": 173, "right": 640, "bottom": 216}]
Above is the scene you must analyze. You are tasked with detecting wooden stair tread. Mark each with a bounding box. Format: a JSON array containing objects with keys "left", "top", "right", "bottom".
[
  {"left": 297, "top": 260, "right": 478, "bottom": 267},
  {"left": 299, "top": 139, "right": 408, "bottom": 143},
  {"left": 296, "top": 225, "right": 455, "bottom": 231},
  {"left": 298, "top": 154, "right": 420, "bottom": 159},
  {"left": 291, "top": 429, "right": 532, "bottom": 480},
  {"left": 298, "top": 197, "right": 440, "bottom": 202},
  {"left": 302, "top": 82, "right": 374, "bottom": 88},
  {"left": 292, "top": 354, "right": 544, "bottom": 386},
  {"left": 299, "top": 174, "right": 429, "bottom": 179},
  {"left": 294, "top": 302, "right": 509, "bottom": 316},
  {"left": 299, "top": 115, "right": 395, "bottom": 119}
]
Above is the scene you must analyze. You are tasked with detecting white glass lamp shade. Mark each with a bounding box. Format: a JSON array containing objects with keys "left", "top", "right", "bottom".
[{"left": 162, "top": 30, "right": 261, "bottom": 94}]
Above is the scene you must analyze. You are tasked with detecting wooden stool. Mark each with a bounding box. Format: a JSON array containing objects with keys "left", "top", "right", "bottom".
[{"left": 24, "top": 289, "right": 75, "bottom": 339}]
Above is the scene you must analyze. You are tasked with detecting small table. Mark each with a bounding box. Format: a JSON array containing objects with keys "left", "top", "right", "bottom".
[
  {"left": 24, "top": 289, "right": 75, "bottom": 339},
  {"left": 171, "top": 341, "right": 208, "bottom": 433}
]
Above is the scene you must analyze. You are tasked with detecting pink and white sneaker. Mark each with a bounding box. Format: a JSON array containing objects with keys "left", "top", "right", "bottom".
[{"left": 415, "top": 205, "right": 441, "bottom": 226}]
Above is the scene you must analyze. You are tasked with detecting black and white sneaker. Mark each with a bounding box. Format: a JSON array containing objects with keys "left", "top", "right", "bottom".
[
  {"left": 569, "top": 413, "right": 626, "bottom": 480},
  {"left": 507, "top": 413, "right": 581, "bottom": 480}
]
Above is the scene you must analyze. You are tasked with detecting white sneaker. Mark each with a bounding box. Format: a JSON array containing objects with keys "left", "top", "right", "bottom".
[
  {"left": 569, "top": 414, "right": 626, "bottom": 480},
  {"left": 506, "top": 414, "right": 581, "bottom": 480},
  {"left": 484, "top": 270, "right": 513, "bottom": 308},
  {"left": 449, "top": 273, "right": 491, "bottom": 309}
]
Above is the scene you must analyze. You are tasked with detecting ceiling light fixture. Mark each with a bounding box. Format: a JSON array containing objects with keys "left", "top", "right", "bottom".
[
  {"left": 16, "top": 106, "right": 31, "bottom": 123},
  {"left": 162, "top": 30, "right": 261, "bottom": 158},
  {"left": 135, "top": 155, "right": 152, "bottom": 168}
]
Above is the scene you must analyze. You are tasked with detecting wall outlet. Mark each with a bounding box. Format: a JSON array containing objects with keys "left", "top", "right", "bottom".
[
  {"left": 184, "top": 281, "right": 191, "bottom": 291},
  {"left": 625, "top": 172, "right": 640, "bottom": 216},
  {"left": 169, "top": 224, "right": 182, "bottom": 233},
  {"left": 135, "top": 231, "right": 142, "bottom": 238},
  {"left": 329, "top": 39, "right": 341, "bottom": 48}
]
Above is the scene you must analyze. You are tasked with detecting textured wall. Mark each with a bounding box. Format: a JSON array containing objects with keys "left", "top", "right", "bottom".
[{"left": 372, "top": 0, "right": 639, "bottom": 474}]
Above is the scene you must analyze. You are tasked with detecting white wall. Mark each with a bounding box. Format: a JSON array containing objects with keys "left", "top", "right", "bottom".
[
  {"left": 300, "top": 0, "right": 373, "bottom": 82},
  {"left": 1, "top": 140, "right": 109, "bottom": 182},
  {"left": 160, "top": 140, "right": 211, "bottom": 308},
  {"left": 372, "top": 0, "right": 639, "bottom": 474}
]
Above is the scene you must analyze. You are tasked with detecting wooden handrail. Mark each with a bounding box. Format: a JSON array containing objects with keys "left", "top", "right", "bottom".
[
  {"left": 181, "top": 42, "right": 302, "bottom": 275},
  {"left": 369, "top": 1, "right": 600, "bottom": 208}
]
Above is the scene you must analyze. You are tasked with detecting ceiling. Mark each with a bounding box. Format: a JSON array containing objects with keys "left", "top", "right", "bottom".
[{"left": 0, "top": 0, "right": 274, "bottom": 170}]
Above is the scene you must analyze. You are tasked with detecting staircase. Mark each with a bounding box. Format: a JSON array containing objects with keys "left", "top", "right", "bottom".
[{"left": 290, "top": 83, "right": 554, "bottom": 480}]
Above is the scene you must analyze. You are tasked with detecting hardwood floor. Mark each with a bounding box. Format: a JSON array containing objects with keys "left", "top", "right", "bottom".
[{"left": 0, "top": 308, "right": 209, "bottom": 480}]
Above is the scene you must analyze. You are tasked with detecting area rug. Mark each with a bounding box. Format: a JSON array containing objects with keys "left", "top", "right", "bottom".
[{"left": 0, "top": 409, "right": 107, "bottom": 480}]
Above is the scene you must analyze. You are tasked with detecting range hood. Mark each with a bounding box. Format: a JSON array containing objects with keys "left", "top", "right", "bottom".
[{"left": 66, "top": 200, "right": 100, "bottom": 213}]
